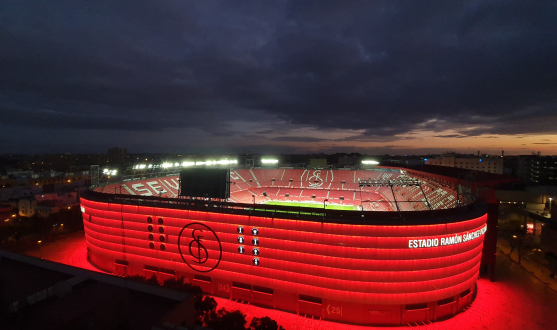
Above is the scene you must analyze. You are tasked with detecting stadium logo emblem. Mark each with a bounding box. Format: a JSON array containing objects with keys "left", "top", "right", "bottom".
[
  {"left": 308, "top": 170, "right": 324, "bottom": 187},
  {"left": 178, "top": 222, "right": 222, "bottom": 273}
]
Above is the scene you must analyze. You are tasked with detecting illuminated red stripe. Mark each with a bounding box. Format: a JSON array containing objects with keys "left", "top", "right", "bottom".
[
  {"left": 86, "top": 233, "right": 479, "bottom": 304},
  {"left": 82, "top": 197, "right": 486, "bottom": 305},
  {"left": 85, "top": 221, "right": 482, "bottom": 283},
  {"left": 81, "top": 199, "right": 486, "bottom": 237},
  {"left": 85, "top": 219, "right": 484, "bottom": 274}
]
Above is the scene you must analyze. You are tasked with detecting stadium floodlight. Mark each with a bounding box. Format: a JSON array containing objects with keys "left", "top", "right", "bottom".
[
  {"left": 139, "top": 164, "right": 146, "bottom": 169},
  {"left": 362, "top": 160, "right": 379, "bottom": 165},
  {"left": 262, "top": 159, "right": 278, "bottom": 164},
  {"left": 174, "top": 163, "right": 180, "bottom": 167},
  {"left": 180, "top": 160, "right": 237, "bottom": 166},
  {"left": 192, "top": 159, "right": 237, "bottom": 165},
  {"left": 148, "top": 164, "right": 152, "bottom": 168},
  {"left": 162, "top": 163, "right": 173, "bottom": 168}
]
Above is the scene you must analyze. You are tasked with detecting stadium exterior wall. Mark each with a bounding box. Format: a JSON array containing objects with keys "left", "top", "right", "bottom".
[{"left": 80, "top": 192, "right": 487, "bottom": 325}]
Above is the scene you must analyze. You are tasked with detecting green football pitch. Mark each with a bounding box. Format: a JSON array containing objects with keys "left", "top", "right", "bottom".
[{"left": 264, "top": 201, "right": 358, "bottom": 211}]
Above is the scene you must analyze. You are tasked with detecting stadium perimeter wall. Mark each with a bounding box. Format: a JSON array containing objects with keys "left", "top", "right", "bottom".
[{"left": 80, "top": 191, "right": 487, "bottom": 325}]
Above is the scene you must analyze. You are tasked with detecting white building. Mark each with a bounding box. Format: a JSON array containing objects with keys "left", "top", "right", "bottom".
[
  {"left": 18, "top": 199, "right": 36, "bottom": 217},
  {"left": 425, "top": 154, "right": 504, "bottom": 174}
]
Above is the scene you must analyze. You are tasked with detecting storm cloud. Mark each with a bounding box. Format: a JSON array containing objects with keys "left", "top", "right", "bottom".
[{"left": 1, "top": 0, "right": 556, "bottom": 153}]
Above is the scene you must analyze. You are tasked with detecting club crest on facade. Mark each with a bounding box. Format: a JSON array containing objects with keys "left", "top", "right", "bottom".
[
  {"left": 178, "top": 222, "right": 222, "bottom": 273},
  {"left": 308, "top": 170, "right": 324, "bottom": 187}
]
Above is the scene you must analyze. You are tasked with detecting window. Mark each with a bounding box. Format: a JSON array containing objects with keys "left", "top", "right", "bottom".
[
  {"left": 253, "top": 286, "right": 273, "bottom": 294},
  {"left": 438, "top": 297, "right": 454, "bottom": 305},
  {"left": 406, "top": 303, "right": 428, "bottom": 310},
  {"left": 144, "top": 264, "right": 158, "bottom": 271},
  {"left": 299, "top": 295, "right": 322, "bottom": 304},
  {"left": 160, "top": 268, "right": 175, "bottom": 275},
  {"left": 460, "top": 289, "right": 471, "bottom": 298},
  {"left": 194, "top": 274, "right": 212, "bottom": 283},
  {"left": 233, "top": 282, "right": 251, "bottom": 290}
]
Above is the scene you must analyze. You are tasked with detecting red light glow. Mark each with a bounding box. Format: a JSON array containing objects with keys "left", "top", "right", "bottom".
[{"left": 80, "top": 196, "right": 487, "bottom": 325}]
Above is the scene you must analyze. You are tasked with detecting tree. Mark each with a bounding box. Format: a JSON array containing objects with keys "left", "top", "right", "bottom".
[
  {"left": 126, "top": 275, "right": 224, "bottom": 328},
  {"left": 162, "top": 276, "right": 184, "bottom": 290},
  {"left": 499, "top": 221, "right": 525, "bottom": 257},
  {"left": 162, "top": 276, "right": 202, "bottom": 295},
  {"left": 516, "top": 233, "right": 538, "bottom": 265},
  {"left": 220, "top": 309, "right": 247, "bottom": 330},
  {"left": 249, "top": 316, "right": 285, "bottom": 330},
  {"left": 127, "top": 274, "right": 148, "bottom": 284},
  {"left": 127, "top": 274, "right": 159, "bottom": 286},
  {"left": 145, "top": 274, "right": 160, "bottom": 285},
  {"left": 195, "top": 295, "right": 217, "bottom": 325},
  {"left": 206, "top": 308, "right": 247, "bottom": 330}
]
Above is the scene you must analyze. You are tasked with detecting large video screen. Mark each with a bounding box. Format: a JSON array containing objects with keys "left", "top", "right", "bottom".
[{"left": 179, "top": 168, "right": 230, "bottom": 199}]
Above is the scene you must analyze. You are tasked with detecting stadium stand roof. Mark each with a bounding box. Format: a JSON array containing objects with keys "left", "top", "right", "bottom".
[{"left": 379, "top": 162, "right": 518, "bottom": 187}]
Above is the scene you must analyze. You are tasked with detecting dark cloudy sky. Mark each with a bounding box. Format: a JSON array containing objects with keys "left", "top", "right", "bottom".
[{"left": 1, "top": 1, "right": 556, "bottom": 155}]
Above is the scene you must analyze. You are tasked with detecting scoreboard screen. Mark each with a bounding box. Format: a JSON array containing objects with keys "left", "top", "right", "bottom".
[{"left": 179, "top": 168, "right": 230, "bottom": 199}]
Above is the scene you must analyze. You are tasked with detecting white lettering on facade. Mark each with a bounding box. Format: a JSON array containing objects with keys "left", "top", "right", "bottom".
[{"left": 408, "top": 224, "right": 487, "bottom": 249}]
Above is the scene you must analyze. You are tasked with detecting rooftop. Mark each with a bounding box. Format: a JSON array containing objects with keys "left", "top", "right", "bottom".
[{"left": 0, "top": 250, "right": 194, "bottom": 330}]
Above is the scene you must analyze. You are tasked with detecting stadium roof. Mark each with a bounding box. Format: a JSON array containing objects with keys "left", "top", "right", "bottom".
[{"left": 379, "top": 162, "right": 518, "bottom": 186}]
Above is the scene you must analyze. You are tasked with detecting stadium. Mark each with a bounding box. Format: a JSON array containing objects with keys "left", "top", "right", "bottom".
[{"left": 80, "top": 165, "right": 494, "bottom": 326}]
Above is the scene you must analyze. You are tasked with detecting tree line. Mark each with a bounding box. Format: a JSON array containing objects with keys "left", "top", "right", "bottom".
[{"left": 128, "top": 275, "right": 285, "bottom": 330}]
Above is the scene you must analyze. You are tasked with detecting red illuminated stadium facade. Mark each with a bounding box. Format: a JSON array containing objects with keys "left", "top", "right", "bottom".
[{"left": 80, "top": 168, "right": 494, "bottom": 325}]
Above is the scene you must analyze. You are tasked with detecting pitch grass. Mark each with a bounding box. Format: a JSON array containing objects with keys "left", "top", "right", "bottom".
[{"left": 264, "top": 200, "right": 358, "bottom": 211}]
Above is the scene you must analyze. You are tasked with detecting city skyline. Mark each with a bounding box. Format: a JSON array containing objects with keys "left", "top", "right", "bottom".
[{"left": 1, "top": 1, "right": 556, "bottom": 155}]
